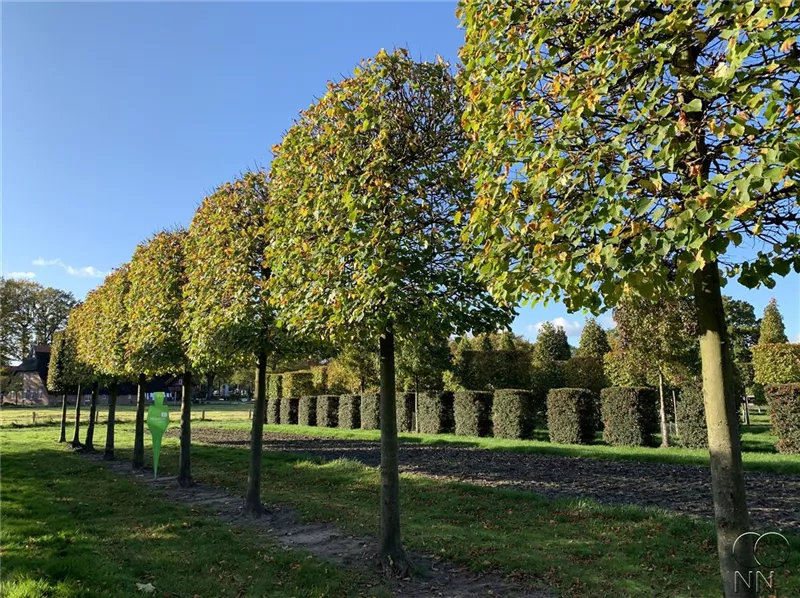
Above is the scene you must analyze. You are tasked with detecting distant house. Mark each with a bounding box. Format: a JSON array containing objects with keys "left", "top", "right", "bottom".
[
  {"left": 5, "top": 344, "right": 176, "bottom": 406},
  {"left": 8, "top": 345, "right": 52, "bottom": 405}
]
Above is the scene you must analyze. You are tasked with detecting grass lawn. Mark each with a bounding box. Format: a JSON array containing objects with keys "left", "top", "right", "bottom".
[
  {"left": 5, "top": 423, "right": 799, "bottom": 597},
  {"left": 4, "top": 404, "right": 798, "bottom": 474},
  {"left": 0, "top": 402, "right": 253, "bottom": 427},
  {"left": 213, "top": 412, "right": 800, "bottom": 475},
  {"left": 0, "top": 426, "right": 378, "bottom": 598}
]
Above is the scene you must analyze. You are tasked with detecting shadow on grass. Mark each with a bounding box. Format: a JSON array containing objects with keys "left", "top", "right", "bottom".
[
  {"left": 0, "top": 439, "right": 372, "bottom": 598},
  {"left": 153, "top": 438, "right": 800, "bottom": 598}
]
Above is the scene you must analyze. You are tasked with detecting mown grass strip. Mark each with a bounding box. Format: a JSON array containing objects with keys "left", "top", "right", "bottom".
[
  {"left": 27, "top": 423, "right": 796, "bottom": 598},
  {"left": 0, "top": 427, "right": 379, "bottom": 598}
]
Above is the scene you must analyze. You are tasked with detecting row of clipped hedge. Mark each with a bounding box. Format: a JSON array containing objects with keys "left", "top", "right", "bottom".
[
  {"left": 263, "top": 383, "right": 800, "bottom": 454},
  {"left": 264, "top": 387, "right": 665, "bottom": 447}
]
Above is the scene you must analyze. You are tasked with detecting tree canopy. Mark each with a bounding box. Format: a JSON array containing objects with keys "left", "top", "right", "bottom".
[
  {"left": 127, "top": 229, "right": 188, "bottom": 376},
  {"left": 533, "top": 322, "right": 570, "bottom": 362},
  {"left": 182, "top": 172, "right": 278, "bottom": 371},
  {"left": 267, "top": 48, "right": 513, "bottom": 344},
  {"left": 612, "top": 297, "right": 699, "bottom": 386},
  {"left": 575, "top": 318, "right": 611, "bottom": 359},
  {"left": 458, "top": 0, "right": 800, "bottom": 310},
  {"left": 0, "top": 278, "right": 76, "bottom": 364},
  {"left": 722, "top": 296, "right": 761, "bottom": 361},
  {"left": 759, "top": 298, "right": 789, "bottom": 344}
]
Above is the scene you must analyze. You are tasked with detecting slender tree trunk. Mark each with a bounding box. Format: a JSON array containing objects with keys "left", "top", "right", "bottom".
[
  {"left": 244, "top": 351, "right": 267, "bottom": 516},
  {"left": 694, "top": 261, "right": 754, "bottom": 598},
  {"left": 84, "top": 381, "right": 99, "bottom": 450},
  {"left": 104, "top": 380, "right": 117, "bottom": 460},
  {"left": 658, "top": 371, "right": 670, "bottom": 448},
  {"left": 206, "top": 373, "right": 214, "bottom": 403},
  {"left": 70, "top": 383, "right": 82, "bottom": 447},
  {"left": 414, "top": 375, "right": 420, "bottom": 433},
  {"left": 59, "top": 392, "right": 68, "bottom": 442},
  {"left": 378, "top": 327, "right": 410, "bottom": 575},
  {"left": 133, "top": 373, "right": 146, "bottom": 469},
  {"left": 178, "top": 371, "right": 193, "bottom": 487},
  {"left": 672, "top": 389, "right": 680, "bottom": 438},
  {"left": 743, "top": 397, "right": 750, "bottom": 426}
]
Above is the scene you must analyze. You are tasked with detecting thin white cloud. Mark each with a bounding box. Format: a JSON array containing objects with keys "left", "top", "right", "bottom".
[
  {"left": 32, "top": 257, "right": 106, "bottom": 278},
  {"left": 6, "top": 271, "right": 36, "bottom": 279}
]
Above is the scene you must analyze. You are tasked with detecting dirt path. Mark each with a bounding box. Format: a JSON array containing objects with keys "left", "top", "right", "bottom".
[
  {"left": 179, "top": 428, "right": 800, "bottom": 533},
  {"left": 88, "top": 454, "right": 552, "bottom": 598}
]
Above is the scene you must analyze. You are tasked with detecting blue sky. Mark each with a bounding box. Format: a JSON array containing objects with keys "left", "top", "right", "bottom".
[{"left": 2, "top": 2, "right": 798, "bottom": 342}]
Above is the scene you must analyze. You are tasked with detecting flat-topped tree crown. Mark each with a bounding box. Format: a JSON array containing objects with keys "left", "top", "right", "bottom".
[
  {"left": 79, "top": 266, "right": 131, "bottom": 382},
  {"left": 127, "top": 230, "right": 188, "bottom": 376},
  {"left": 64, "top": 301, "right": 95, "bottom": 385},
  {"left": 268, "top": 48, "right": 513, "bottom": 343},
  {"left": 48, "top": 329, "right": 86, "bottom": 393},
  {"left": 183, "top": 172, "right": 284, "bottom": 370}
]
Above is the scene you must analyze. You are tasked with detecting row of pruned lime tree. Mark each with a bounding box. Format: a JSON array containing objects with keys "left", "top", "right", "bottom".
[
  {"left": 67, "top": 49, "right": 515, "bottom": 574},
  {"left": 458, "top": 1, "right": 799, "bottom": 596}
]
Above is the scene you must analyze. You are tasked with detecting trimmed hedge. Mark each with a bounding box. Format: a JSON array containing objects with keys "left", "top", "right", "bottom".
[
  {"left": 337, "top": 394, "right": 360, "bottom": 429},
  {"left": 280, "top": 397, "right": 299, "bottom": 425},
  {"left": 360, "top": 393, "right": 380, "bottom": 430},
  {"left": 454, "top": 391, "right": 493, "bottom": 437},
  {"left": 676, "top": 384, "right": 708, "bottom": 449},
  {"left": 563, "top": 357, "right": 607, "bottom": 395},
  {"left": 283, "top": 371, "right": 315, "bottom": 398},
  {"left": 753, "top": 343, "right": 800, "bottom": 385},
  {"left": 267, "top": 374, "right": 283, "bottom": 400},
  {"left": 451, "top": 349, "right": 533, "bottom": 390},
  {"left": 266, "top": 397, "right": 281, "bottom": 424},
  {"left": 312, "top": 366, "right": 329, "bottom": 394},
  {"left": 600, "top": 387, "right": 658, "bottom": 446},
  {"left": 298, "top": 395, "right": 317, "bottom": 426},
  {"left": 418, "top": 391, "right": 455, "bottom": 434},
  {"left": 396, "top": 392, "right": 415, "bottom": 433},
  {"left": 316, "top": 395, "right": 339, "bottom": 428},
  {"left": 765, "top": 383, "right": 800, "bottom": 453},
  {"left": 493, "top": 389, "right": 536, "bottom": 439},
  {"left": 547, "top": 388, "right": 596, "bottom": 445},
  {"left": 530, "top": 360, "right": 566, "bottom": 395}
]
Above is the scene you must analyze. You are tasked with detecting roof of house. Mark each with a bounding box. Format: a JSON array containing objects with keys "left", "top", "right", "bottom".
[{"left": 11, "top": 345, "right": 51, "bottom": 384}]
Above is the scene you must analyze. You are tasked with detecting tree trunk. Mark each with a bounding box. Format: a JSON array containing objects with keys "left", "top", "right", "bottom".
[
  {"left": 206, "top": 372, "right": 214, "bottom": 403},
  {"left": 244, "top": 351, "right": 267, "bottom": 516},
  {"left": 59, "top": 392, "right": 68, "bottom": 443},
  {"left": 133, "top": 373, "right": 146, "bottom": 469},
  {"left": 378, "top": 327, "right": 410, "bottom": 576},
  {"left": 178, "top": 371, "right": 193, "bottom": 487},
  {"left": 104, "top": 380, "right": 117, "bottom": 460},
  {"left": 84, "top": 381, "right": 99, "bottom": 450},
  {"left": 658, "top": 371, "right": 670, "bottom": 448},
  {"left": 693, "top": 261, "right": 754, "bottom": 598},
  {"left": 413, "top": 375, "right": 420, "bottom": 433},
  {"left": 70, "top": 383, "right": 82, "bottom": 447},
  {"left": 743, "top": 398, "right": 750, "bottom": 426},
  {"left": 672, "top": 389, "right": 680, "bottom": 438}
]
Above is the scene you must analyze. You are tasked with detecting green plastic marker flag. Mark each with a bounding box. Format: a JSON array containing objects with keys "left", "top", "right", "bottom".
[{"left": 146, "top": 392, "right": 170, "bottom": 479}]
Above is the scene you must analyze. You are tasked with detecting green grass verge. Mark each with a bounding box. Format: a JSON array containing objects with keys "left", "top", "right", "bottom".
[
  {"left": 10, "top": 423, "right": 799, "bottom": 598},
  {"left": 0, "top": 427, "right": 378, "bottom": 598},
  {"left": 5, "top": 405, "right": 798, "bottom": 474},
  {"left": 197, "top": 417, "right": 800, "bottom": 475}
]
